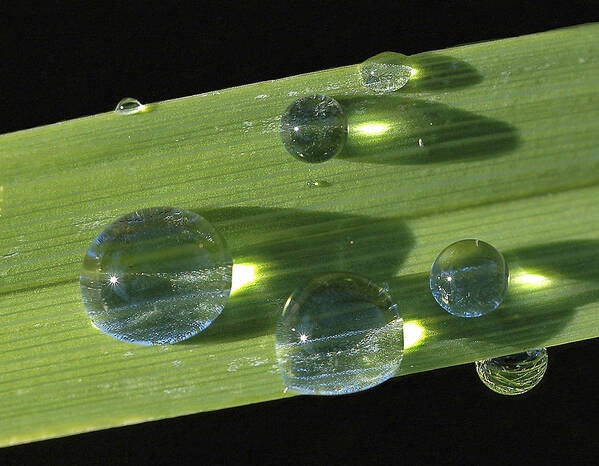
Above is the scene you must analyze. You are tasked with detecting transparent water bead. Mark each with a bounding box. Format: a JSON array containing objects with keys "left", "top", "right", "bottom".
[
  {"left": 275, "top": 273, "right": 404, "bottom": 395},
  {"left": 306, "top": 179, "right": 331, "bottom": 188},
  {"left": 360, "top": 62, "right": 414, "bottom": 93},
  {"left": 476, "top": 348, "right": 548, "bottom": 395},
  {"left": 430, "top": 239, "right": 508, "bottom": 318},
  {"left": 80, "top": 207, "right": 232, "bottom": 345},
  {"left": 114, "top": 97, "right": 145, "bottom": 115},
  {"left": 279, "top": 95, "right": 348, "bottom": 163}
]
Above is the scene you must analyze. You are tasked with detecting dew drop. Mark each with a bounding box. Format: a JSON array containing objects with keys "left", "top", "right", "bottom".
[
  {"left": 115, "top": 97, "right": 145, "bottom": 115},
  {"left": 360, "top": 62, "right": 414, "bottom": 93},
  {"left": 430, "top": 239, "right": 508, "bottom": 318},
  {"left": 275, "top": 273, "right": 404, "bottom": 395},
  {"left": 306, "top": 179, "right": 331, "bottom": 188},
  {"left": 279, "top": 95, "right": 348, "bottom": 163},
  {"left": 80, "top": 207, "right": 232, "bottom": 345},
  {"left": 475, "top": 348, "right": 548, "bottom": 395}
]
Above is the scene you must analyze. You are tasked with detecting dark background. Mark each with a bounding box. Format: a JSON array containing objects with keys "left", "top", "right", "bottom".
[{"left": 2, "top": 2, "right": 599, "bottom": 464}]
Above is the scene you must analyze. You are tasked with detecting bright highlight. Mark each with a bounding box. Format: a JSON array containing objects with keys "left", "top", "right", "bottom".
[
  {"left": 511, "top": 272, "right": 550, "bottom": 288},
  {"left": 231, "top": 264, "right": 258, "bottom": 293},
  {"left": 403, "top": 321, "right": 425, "bottom": 349},
  {"left": 354, "top": 123, "right": 390, "bottom": 135}
]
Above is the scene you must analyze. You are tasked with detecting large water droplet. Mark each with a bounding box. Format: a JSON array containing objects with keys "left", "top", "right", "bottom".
[
  {"left": 279, "top": 95, "right": 348, "bottom": 163},
  {"left": 360, "top": 62, "right": 414, "bottom": 93},
  {"left": 430, "top": 239, "right": 508, "bottom": 318},
  {"left": 476, "top": 348, "right": 548, "bottom": 395},
  {"left": 80, "top": 207, "right": 232, "bottom": 345},
  {"left": 115, "top": 97, "right": 145, "bottom": 115},
  {"left": 275, "top": 273, "right": 404, "bottom": 395}
]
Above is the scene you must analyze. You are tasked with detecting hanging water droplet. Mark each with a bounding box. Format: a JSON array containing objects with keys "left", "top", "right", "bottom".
[
  {"left": 279, "top": 95, "right": 348, "bottom": 163},
  {"left": 430, "top": 239, "right": 508, "bottom": 318},
  {"left": 476, "top": 348, "right": 548, "bottom": 395},
  {"left": 360, "top": 62, "right": 414, "bottom": 93},
  {"left": 114, "top": 97, "right": 145, "bottom": 115},
  {"left": 275, "top": 273, "right": 404, "bottom": 395},
  {"left": 80, "top": 207, "right": 232, "bottom": 345}
]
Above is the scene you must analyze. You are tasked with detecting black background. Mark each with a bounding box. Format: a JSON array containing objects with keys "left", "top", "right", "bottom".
[{"left": 1, "top": 2, "right": 599, "bottom": 464}]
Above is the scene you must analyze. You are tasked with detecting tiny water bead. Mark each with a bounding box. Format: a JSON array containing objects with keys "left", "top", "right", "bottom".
[
  {"left": 275, "top": 273, "right": 404, "bottom": 395},
  {"left": 430, "top": 239, "right": 508, "bottom": 318},
  {"left": 279, "top": 95, "right": 348, "bottom": 163},
  {"left": 306, "top": 179, "right": 332, "bottom": 188},
  {"left": 360, "top": 62, "right": 414, "bottom": 93},
  {"left": 80, "top": 207, "right": 232, "bottom": 345},
  {"left": 475, "top": 348, "right": 548, "bottom": 396},
  {"left": 114, "top": 97, "right": 145, "bottom": 115}
]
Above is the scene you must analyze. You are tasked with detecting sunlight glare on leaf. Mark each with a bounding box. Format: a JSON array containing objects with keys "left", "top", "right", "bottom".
[
  {"left": 231, "top": 264, "right": 258, "bottom": 293},
  {"left": 403, "top": 321, "right": 426, "bottom": 349}
]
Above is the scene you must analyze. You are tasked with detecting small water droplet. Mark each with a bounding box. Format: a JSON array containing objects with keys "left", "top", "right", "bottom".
[
  {"left": 360, "top": 62, "right": 414, "bottom": 93},
  {"left": 476, "top": 348, "right": 548, "bottom": 395},
  {"left": 275, "top": 273, "right": 404, "bottom": 395},
  {"left": 430, "top": 239, "right": 508, "bottom": 318},
  {"left": 115, "top": 97, "right": 145, "bottom": 115},
  {"left": 279, "top": 95, "right": 348, "bottom": 163},
  {"left": 80, "top": 207, "right": 232, "bottom": 345},
  {"left": 306, "top": 179, "right": 332, "bottom": 188}
]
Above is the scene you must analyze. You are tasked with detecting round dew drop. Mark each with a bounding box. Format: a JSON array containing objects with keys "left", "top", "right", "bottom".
[
  {"left": 115, "top": 97, "right": 144, "bottom": 115},
  {"left": 275, "top": 273, "right": 404, "bottom": 395},
  {"left": 430, "top": 239, "right": 508, "bottom": 318},
  {"left": 279, "top": 95, "right": 348, "bottom": 163},
  {"left": 80, "top": 207, "right": 232, "bottom": 345},
  {"left": 475, "top": 348, "right": 548, "bottom": 395}
]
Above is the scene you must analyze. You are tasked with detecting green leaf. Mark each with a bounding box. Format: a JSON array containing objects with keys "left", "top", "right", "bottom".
[{"left": 1, "top": 23, "right": 598, "bottom": 446}]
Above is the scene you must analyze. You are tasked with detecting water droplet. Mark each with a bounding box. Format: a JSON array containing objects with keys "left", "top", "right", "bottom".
[
  {"left": 275, "top": 273, "right": 404, "bottom": 395},
  {"left": 476, "top": 348, "right": 548, "bottom": 395},
  {"left": 80, "top": 207, "right": 232, "bottom": 345},
  {"left": 306, "top": 179, "right": 331, "bottom": 188},
  {"left": 114, "top": 97, "right": 145, "bottom": 115},
  {"left": 279, "top": 95, "right": 348, "bottom": 163},
  {"left": 430, "top": 239, "right": 508, "bottom": 318},
  {"left": 360, "top": 62, "right": 414, "bottom": 92}
]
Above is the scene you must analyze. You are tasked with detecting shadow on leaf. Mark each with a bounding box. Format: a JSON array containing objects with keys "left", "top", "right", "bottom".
[
  {"left": 334, "top": 95, "right": 519, "bottom": 165},
  {"left": 394, "top": 240, "right": 599, "bottom": 356},
  {"left": 365, "top": 52, "right": 483, "bottom": 91},
  {"left": 182, "top": 207, "right": 414, "bottom": 344}
]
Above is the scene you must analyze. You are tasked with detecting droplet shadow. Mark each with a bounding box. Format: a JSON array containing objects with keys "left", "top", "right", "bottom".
[
  {"left": 406, "top": 53, "right": 483, "bottom": 91},
  {"left": 365, "top": 52, "right": 482, "bottom": 91},
  {"left": 395, "top": 240, "right": 599, "bottom": 356},
  {"left": 335, "top": 95, "right": 520, "bottom": 165},
  {"left": 180, "top": 207, "right": 414, "bottom": 345}
]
